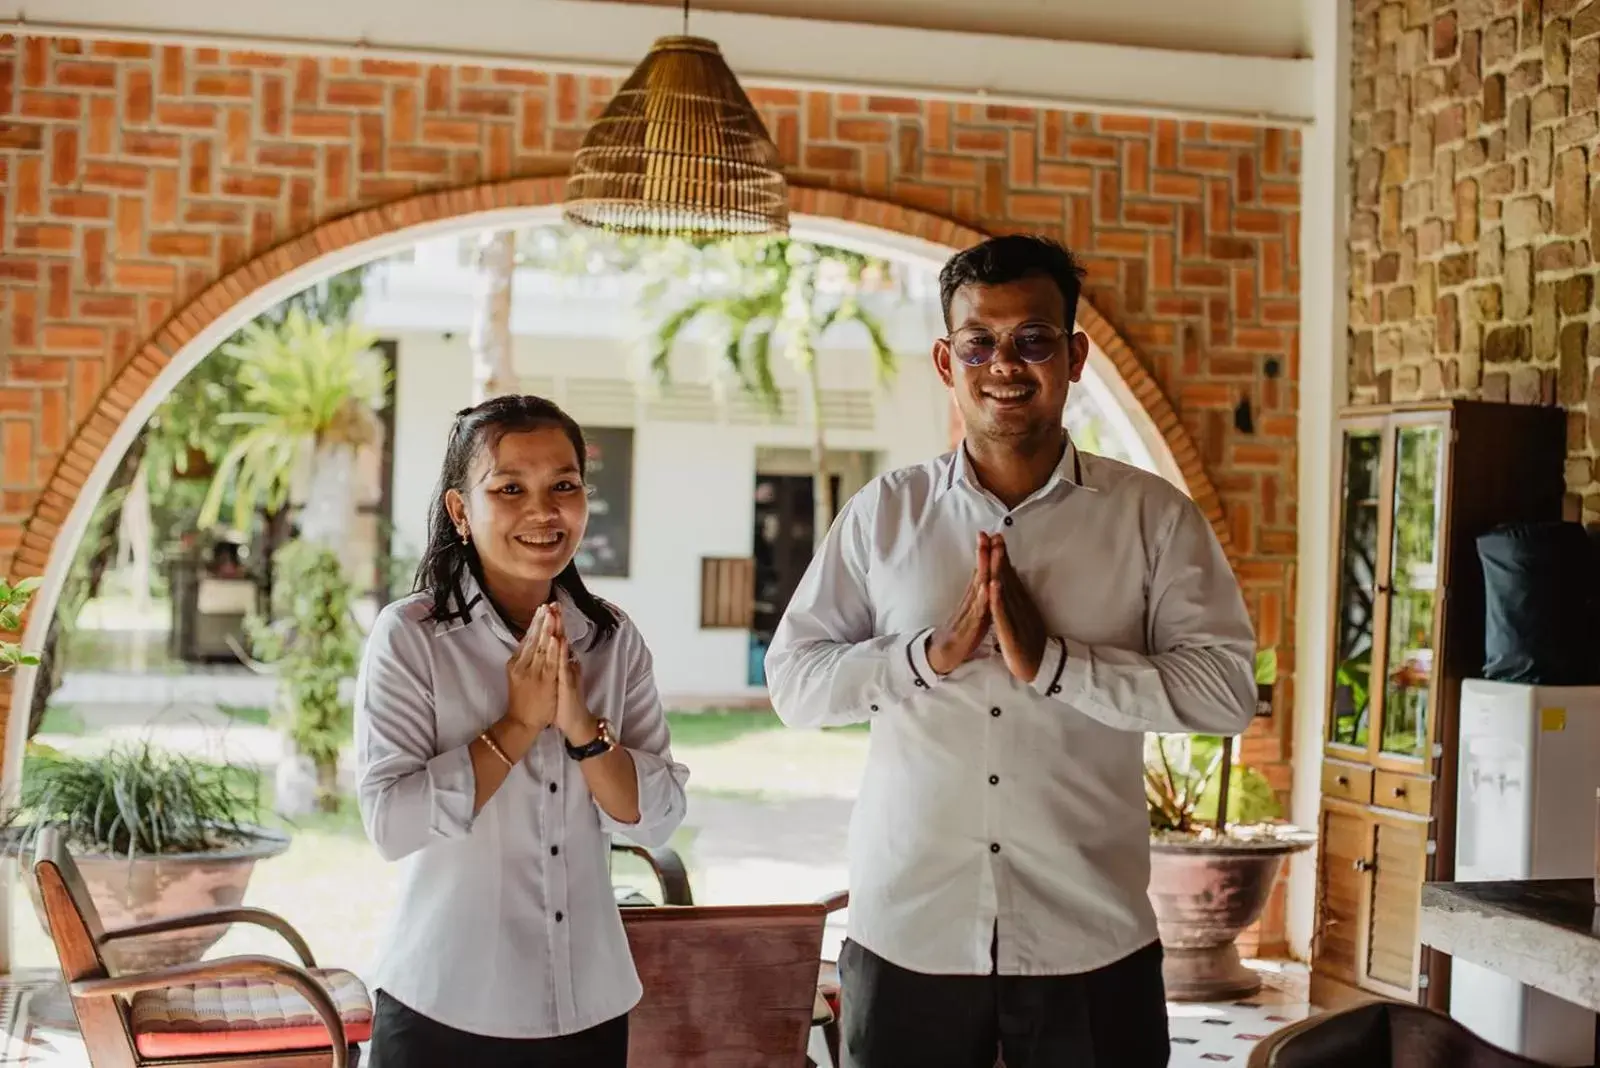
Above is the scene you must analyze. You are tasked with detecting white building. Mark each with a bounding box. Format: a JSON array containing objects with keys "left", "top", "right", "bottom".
[{"left": 355, "top": 228, "right": 1169, "bottom": 703}]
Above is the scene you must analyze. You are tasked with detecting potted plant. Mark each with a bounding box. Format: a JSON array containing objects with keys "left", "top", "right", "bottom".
[
  {"left": 1145, "top": 707, "right": 1315, "bottom": 1001},
  {"left": 3, "top": 741, "right": 289, "bottom": 974}
]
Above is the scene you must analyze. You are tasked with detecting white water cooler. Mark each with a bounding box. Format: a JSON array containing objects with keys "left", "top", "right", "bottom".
[{"left": 1450, "top": 679, "right": 1600, "bottom": 1066}]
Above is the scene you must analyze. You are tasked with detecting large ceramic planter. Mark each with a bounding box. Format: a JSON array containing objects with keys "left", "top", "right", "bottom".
[
  {"left": 20, "top": 826, "right": 291, "bottom": 972},
  {"left": 1148, "top": 827, "right": 1315, "bottom": 1002}
]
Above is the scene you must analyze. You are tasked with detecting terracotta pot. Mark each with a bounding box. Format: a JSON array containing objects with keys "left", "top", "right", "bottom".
[
  {"left": 1148, "top": 829, "right": 1314, "bottom": 1002},
  {"left": 20, "top": 827, "right": 291, "bottom": 973}
]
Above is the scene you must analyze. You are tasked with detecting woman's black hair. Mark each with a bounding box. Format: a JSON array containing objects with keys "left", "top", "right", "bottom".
[{"left": 414, "top": 393, "right": 619, "bottom": 647}]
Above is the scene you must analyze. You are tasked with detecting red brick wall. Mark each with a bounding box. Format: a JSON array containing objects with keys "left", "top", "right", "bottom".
[{"left": 0, "top": 35, "right": 1302, "bottom": 949}]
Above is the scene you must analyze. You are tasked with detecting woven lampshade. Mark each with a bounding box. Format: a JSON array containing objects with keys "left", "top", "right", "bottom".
[{"left": 563, "top": 35, "right": 789, "bottom": 237}]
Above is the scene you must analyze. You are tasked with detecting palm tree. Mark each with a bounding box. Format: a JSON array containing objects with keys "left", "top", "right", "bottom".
[
  {"left": 199, "top": 308, "right": 388, "bottom": 549},
  {"left": 647, "top": 238, "right": 899, "bottom": 546}
]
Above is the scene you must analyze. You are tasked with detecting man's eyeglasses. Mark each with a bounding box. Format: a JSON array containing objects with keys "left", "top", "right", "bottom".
[{"left": 944, "top": 323, "right": 1070, "bottom": 367}]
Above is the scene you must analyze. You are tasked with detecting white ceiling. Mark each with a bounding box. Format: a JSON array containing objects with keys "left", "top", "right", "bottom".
[{"left": 614, "top": 0, "right": 1315, "bottom": 58}]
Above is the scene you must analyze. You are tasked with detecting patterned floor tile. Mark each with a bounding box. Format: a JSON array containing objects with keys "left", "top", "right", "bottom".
[{"left": 0, "top": 969, "right": 1319, "bottom": 1067}]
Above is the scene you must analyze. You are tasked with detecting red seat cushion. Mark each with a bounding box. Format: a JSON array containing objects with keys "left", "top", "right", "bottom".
[{"left": 129, "top": 966, "right": 373, "bottom": 1059}]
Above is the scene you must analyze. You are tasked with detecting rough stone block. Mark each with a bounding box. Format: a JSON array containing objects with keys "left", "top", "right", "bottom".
[
  {"left": 1485, "top": 323, "right": 1532, "bottom": 362},
  {"left": 1548, "top": 19, "right": 1574, "bottom": 79},
  {"left": 1560, "top": 321, "right": 1589, "bottom": 403},
  {"left": 1505, "top": 195, "right": 1549, "bottom": 245},
  {"left": 1556, "top": 147, "right": 1590, "bottom": 232},
  {"left": 1506, "top": 245, "right": 1534, "bottom": 315}
]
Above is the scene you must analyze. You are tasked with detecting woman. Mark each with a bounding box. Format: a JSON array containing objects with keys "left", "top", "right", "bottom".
[{"left": 355, "top": 394, "right": 689, "bottom": 1067}]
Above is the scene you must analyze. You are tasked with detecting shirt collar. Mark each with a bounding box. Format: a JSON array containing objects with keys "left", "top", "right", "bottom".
[
  {"left": 941, "top": 433, "right": 1095, "bottom": 502},
  {"left": 450, "top": 566, "right": 591, "bottom": 647}
]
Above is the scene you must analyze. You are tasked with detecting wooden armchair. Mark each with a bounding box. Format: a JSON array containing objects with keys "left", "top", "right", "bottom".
[
  {"left": 622, "top": 891, "right": 850, "bottom": 1068},
  {"left": 611, "top": 841, "right": 695, "bottom": 905},
  {"left": 1248, "top": 1001, "right": 1555, "bottom": 1067},
  {"left": 31, "top": 827, "right": 371, "bottom": 1068}
]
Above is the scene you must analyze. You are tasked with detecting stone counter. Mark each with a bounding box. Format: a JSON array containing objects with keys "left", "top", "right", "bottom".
[{"left": 1420, "top": 879, "right": 1600, "bottom": 1013}]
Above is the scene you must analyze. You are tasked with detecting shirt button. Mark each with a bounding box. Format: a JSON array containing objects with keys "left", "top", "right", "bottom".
[
  {"left": 989, "top": 775, "right": 999, "bottom": 785},
  {"left": 990, "top": 707, "right": 1002, "bottom": 717},
  {"left": 551, "top": 845, "right": 560, "bottom": 857},
  {"left": 870, "top": 704, "right": 879, "bottom": 712},
  {"left": 549, "top": 782, "right": 558, "bottom": 793},
  {"left": 1003, "top": 516, "right": 1014, "bottom": 527},
  {"left": 555, "top": 911, "right": 564, "bottom": 923},
  {"left": 990, "top": 843, "right": 1001, "bottom": 854}
]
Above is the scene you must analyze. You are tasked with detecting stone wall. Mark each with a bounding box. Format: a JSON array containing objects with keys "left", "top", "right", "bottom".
[
  {"left": 1349, "top": 0, "right": 1600, "bottom": 520},
  {"left": 0, "top": 35, "right": 1303, "bottom": 949}
]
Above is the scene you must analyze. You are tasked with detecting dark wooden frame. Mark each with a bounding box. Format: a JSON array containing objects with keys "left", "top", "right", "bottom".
[
  {"left": 1310, "top": 399, "right": 1567, "bottom": 1014},
  {"left": 1246, "top": 999, "right": 1552, "bottom": 1066},
  {"left": 31, "top": 827, "right": 362, "bottom": 1068}
]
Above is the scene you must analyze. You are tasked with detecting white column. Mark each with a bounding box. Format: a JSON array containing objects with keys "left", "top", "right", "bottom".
[{"left": 1288, "top": 0, "right": 1353, "bottom": 961}]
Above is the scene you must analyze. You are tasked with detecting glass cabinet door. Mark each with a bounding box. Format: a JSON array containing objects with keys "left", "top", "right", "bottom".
[
  {"left": 1328, "top": 430, "right": 1384, "bottom": 749},
  {"left": 1379, "top": 423, "right": 1445, "bottom": 761}
]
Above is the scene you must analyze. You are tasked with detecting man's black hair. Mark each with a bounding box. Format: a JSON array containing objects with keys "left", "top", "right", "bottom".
[{"left": 937, "top": 234, "right": 1088, "bottom": 330}]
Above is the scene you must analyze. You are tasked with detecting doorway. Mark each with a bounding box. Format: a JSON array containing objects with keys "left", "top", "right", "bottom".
[{"left": 749, "top": 472, "right": 841, "bottom": 686}]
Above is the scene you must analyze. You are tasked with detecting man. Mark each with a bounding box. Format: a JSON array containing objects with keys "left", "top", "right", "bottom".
[{"left": 764, "top": 234, "right": 1256, "bottom": 1067}]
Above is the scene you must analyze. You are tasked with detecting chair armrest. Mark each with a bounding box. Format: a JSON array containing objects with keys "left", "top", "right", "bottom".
[
  {"left": 71, "top": 954, "right": 351, "bottom": 1068},
  {"left": 817, "top": 890, "right": 849, "bottom": 914},
  {"left": 101, "top": 906, "right": 317, "bottom": 968},
  {"left": 611, "top": 842, "right": 694, "bottom": 905}
]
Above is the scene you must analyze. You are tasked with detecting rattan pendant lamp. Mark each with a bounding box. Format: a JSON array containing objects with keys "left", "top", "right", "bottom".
[{"left": 562, "top": 0, "right": 790, "bottom": 237}]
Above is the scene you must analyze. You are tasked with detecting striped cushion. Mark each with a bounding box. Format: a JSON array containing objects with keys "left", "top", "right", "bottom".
[{"left": 129, "top": 967, "right": 373, "bottom": 1059}]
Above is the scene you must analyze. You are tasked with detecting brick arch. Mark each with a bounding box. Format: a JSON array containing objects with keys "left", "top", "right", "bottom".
[
  {"left": 3, "top": 182, "right": 1229, "bottom": 782},
  {"left": 12, "top": 184, "right": 1226, "bottom": 610}
]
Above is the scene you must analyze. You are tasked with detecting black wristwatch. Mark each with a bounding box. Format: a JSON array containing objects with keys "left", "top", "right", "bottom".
[{"left": 564, "top": 718, "right": 617, "bottom": 761}]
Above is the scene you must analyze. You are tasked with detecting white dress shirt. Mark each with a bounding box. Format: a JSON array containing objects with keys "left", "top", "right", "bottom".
[
  {"left": 355, "top": 573, "right": 690, "bottom": 1038},
  {"left": 765, "top": 440, "right": 1255, "bottom": 977}
]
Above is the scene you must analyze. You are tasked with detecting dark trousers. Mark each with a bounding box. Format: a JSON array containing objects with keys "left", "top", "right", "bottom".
[
  {"left": 366, "top": 990, "right": 629, "bottom": 1068},
  {"left": 838, "top": 938, "right": 1170, "bottom": 1068}
]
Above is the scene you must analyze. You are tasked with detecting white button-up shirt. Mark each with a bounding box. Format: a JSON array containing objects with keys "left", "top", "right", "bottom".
[
  {"left": 765, "top": 441, "right": 1255, "bottom": 976},
  {"left": 355, "top": 574, "right": 689, "bottom": 1038}
]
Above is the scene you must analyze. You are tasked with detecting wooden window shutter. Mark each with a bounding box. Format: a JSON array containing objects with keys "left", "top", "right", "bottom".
[{"left": 700, "top": 557, "right": 755, "bottom": 629}]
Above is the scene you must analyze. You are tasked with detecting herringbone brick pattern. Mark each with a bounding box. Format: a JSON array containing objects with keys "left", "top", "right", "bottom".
[{"left": 0, "top": 35, "right": 1301, "bottom": 951}]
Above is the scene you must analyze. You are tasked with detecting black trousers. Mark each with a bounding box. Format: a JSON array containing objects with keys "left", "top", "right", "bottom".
[
  {"left": 366, "top": 990, "right": 629, "bottom": 1068},
  {"left": 838, "top": 938, "right": 1170, "bottom": 1068}
]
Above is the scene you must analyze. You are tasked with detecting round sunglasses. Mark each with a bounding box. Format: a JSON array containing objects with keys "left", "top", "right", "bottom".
[{"left": 944, "top": 323, "right": 1070, "bottom": 367}]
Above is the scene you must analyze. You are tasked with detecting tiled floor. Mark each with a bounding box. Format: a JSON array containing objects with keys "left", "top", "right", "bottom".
[{"left": 0, "top": 964, "right": 1316, "bottom": 1067}]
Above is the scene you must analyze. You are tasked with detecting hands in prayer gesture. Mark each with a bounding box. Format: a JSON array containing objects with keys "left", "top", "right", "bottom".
[
  {"left": 926, "top": 531, "right": 1049, "bottom": 684},
  {"left": 506, "top": 603, "right": 597, "bottom": 743}
]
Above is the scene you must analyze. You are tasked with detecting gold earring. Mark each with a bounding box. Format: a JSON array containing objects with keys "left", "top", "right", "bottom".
[{"left": 459, "top": 529, "right": 471, "bottom": 545}]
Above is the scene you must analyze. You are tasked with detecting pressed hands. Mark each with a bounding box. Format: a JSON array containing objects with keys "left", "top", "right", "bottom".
[
  {"left": 926, "top": 532, "right": 1050, "bottom": 683},
  {"left": 505, "top": 602, "right": 600, "bottom": 747},
  {"left": 473, "top": 602, "right": 641, "bottom": 823}
]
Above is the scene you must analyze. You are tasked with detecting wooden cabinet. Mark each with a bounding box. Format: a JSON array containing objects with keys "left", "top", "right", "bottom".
[{"left": 1309, "top": 401, "right": 1566, "bottom": 1011}]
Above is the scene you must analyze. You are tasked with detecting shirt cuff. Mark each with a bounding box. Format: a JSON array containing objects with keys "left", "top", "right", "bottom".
[
  {"left": 1031, "top": 637, "right": 1085, "bottom": 700},
  {"left": 901, "top": 627, "right": 941, "bottom": 692},
  {"left": 426, "top": 744, "right": 477, "bottom": 839},
  {"left": 598, "top": 749, "right": 685, "bottom": 844}
]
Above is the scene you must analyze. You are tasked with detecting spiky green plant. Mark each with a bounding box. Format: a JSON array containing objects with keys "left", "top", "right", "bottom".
[{"left": 3, "top": 742, "right": 261, "bottom": 857}]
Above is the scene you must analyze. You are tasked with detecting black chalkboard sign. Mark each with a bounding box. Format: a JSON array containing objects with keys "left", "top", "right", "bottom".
[{"left": 575, "top": 426, "right": 633, "bottom": 578}]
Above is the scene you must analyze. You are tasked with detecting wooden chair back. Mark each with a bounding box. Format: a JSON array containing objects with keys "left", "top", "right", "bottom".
[
  {"left": 623, "top": 902, "right": 827, "bottom": 1068},
  {"left": 1248, "top": 1001, "right": 1556, "bottom": 1067},
  {"left": 32, "top": 826, "right": 141, "bottom": 1068}
]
